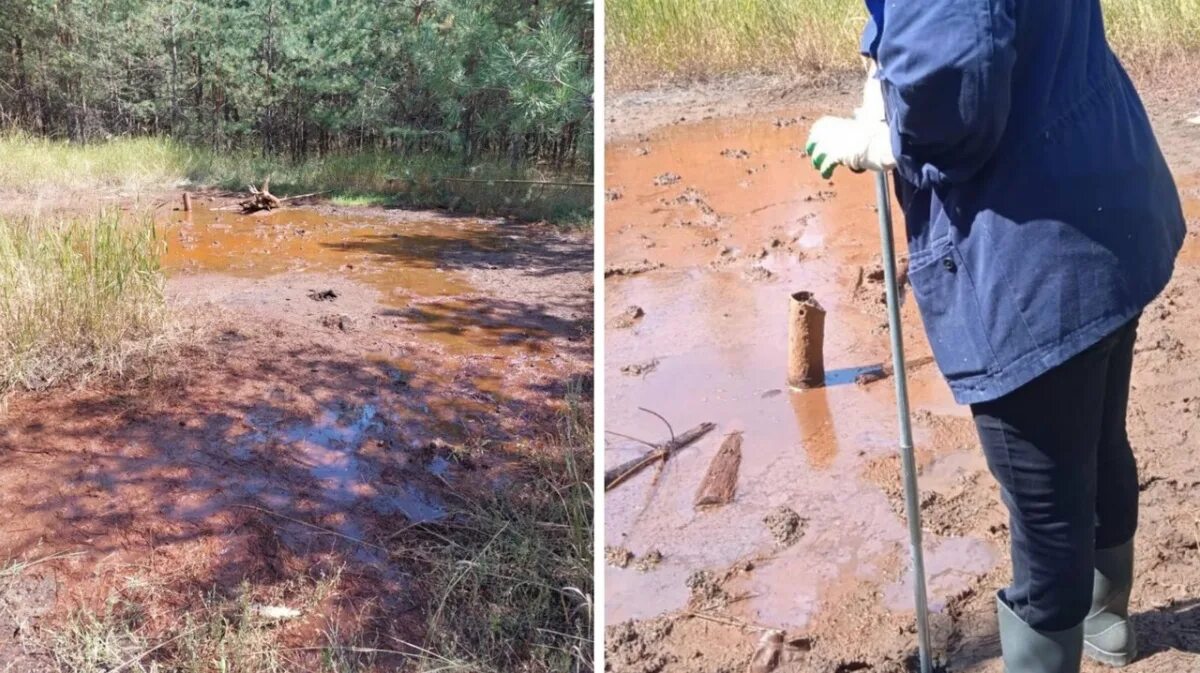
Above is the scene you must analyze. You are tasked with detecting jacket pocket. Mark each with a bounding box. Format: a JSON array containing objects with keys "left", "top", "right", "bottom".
[{"left": 907, "top": 239, "right": 996, "bottom": 380}]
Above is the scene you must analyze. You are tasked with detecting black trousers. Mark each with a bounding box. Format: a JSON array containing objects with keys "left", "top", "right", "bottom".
[{"left": 971, "top": 318, "right": 1139, "bottom": 631}]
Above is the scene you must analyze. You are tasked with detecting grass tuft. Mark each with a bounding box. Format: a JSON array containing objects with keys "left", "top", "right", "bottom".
[
  {"left": 45, "top": 571, "right": 357, "bottom": 673},
  {"left": 0, "top": 211, "right": 171, "bottom": 395},
  {"left": 400, "top": 382, "right": 594, "bottom": 673}
]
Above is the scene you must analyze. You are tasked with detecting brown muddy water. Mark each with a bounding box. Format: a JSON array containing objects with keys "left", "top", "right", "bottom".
[
  {"left": 156, "top": 201, "right": 562, "bottom": 361},
  {"left": 605, "top": 113, "right": 1200, "bottom": 638},
  {"left": 159, "top": 203, "right": 479, "bottom": 302},
  {"left": 604, "top": 115, "right": 996, "bottom": 629}
]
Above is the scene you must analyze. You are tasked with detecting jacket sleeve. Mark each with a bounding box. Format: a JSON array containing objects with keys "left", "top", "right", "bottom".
[
  {"left": 861, "top": 0, "right": 885, "bottom": 57},
  {"left": 877, "top": 0, "right": 1017, "bottom": 189},
  {"left": 860, "top": 15, "right": 879, "bottom": 57}
]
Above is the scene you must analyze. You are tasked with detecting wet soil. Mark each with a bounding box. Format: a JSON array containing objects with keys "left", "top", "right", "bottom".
[
  {"left": 0, "top": 196, "right": 592, "bottom": 670},
  {"left": 605, "top": 80, "right": 1200, "bottom": 672}
]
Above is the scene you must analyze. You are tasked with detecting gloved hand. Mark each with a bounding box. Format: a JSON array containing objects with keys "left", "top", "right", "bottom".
[
  {"left": 805, "top": 117, "right": 894, "bottom": 179},
  {"left": 806, "top": 60, "right": 895, "bottom": 178}
]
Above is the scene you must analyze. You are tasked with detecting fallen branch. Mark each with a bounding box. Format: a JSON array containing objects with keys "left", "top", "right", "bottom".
[
  {"left": 278, "top": 190, "right": 330, "bottom": 202},
  {"left": 604, "top": 422, "right": 716, "bottom": 491},
  {"left": 685, "top": 610, "right": 770, "bottom": 632},
  {"left": 435, "top": 177, "right": 593, "bottom": 187}
]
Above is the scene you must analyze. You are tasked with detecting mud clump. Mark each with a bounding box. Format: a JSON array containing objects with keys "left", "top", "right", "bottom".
[
  {"left": 320, "top": 314, "right": 354, "bottom": 331},
  {"left": 653, "top": 172, "right": 681, "bottom": 186},
  {"left": 307, "top": 288, "right": 338, "bottom": 301},
  {"left": 664, "top": 187, "right": 713, "bottom": 212},
  {"left": 606, "top": 259, "right": 665, "bottom": 278},
  {"left": 749, "top": 630, "right": 813, "bottom": 673},
  {"left": 721, "top": 148, "right": 750, "bottom": 159},
  {"left": 685, "top": 570, "right": 729, "bottom": 609},
  {"left": 744, "top": 266, "right": 776, "bottom": 283},
  {"left": 607, "top": 188, "right": 626, "bottom": 202},
  {"left": 634, "top": 549, "right": 664, "bottom": 572},
  {"left": 774, "top": 117, "right": 801, "bottom": 128},
  {"left": 606, "top": 545, "right": 635, "bottom": 569},
  {"left": 606, "top": 619, "right": 676, "bottom": 673},
  {"left": 763, "top": 506, "right": 806, "bottom": 547},
  {"left": 853, "top": 366, "right": 888, "bottom": 386},
  {"left": 622, "top": 359, "right": 660, "bottom": 377},
  {"left": 610, "top": 305, "right": 646, "bottom": 330},
  {"left": 851, "top": 256, "right": 909, "bottom": 315}
]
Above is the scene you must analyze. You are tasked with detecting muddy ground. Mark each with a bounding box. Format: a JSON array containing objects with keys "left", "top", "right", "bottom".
[
  {"left": 0, "top": 196, "right": 592, "bottom": 670},
  {"left": 604, "top": 76, "right": 1200, "bottom": 673}
]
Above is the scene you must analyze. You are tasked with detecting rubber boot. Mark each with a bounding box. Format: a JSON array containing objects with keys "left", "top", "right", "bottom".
[
  {"left": 996, "top": 594, "right": 1083, "bottom": 673},
  {"left": 1085, "top": 540, "right": 1137, "bottom": 666}
]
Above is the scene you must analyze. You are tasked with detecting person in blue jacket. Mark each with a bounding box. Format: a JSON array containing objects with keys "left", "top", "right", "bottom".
[{"left": 804, "top": 2, "right": 1185, "bottom": 672}]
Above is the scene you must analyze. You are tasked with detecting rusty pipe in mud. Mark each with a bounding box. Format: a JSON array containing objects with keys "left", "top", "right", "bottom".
[
  {"left": 787, "top": 291, "right": 826, "bottom": 389},
  {"left": 875, "top": 170, "right": 934, "bottom": 673}
]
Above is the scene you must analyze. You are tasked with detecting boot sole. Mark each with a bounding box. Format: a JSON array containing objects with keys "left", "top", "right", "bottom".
[{"left": 1084, "top": 640, "right": 1137, "bottom": 667}]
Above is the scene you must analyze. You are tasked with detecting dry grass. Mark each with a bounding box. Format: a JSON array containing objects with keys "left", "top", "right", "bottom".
[
  {"left": 606, "top": 0, "right": 1200, "bottom": 88},
  {"left": 0, "top": 134, "right": 591, "bottom": 225},
  {"left": 606, "top": 0, "right": 864, "bottom": 87},
  {"left": 1103, "top": 0, "right": 1200, "bottom": 75},
  {"left": 397, "top": 381, "right": 594, "bottom": 673},
  {"left": 42, "top": 569, "right": 368, "bottom": 673},
  {"left": 0, "top": 211, "right": 174, "bottom": 396}
]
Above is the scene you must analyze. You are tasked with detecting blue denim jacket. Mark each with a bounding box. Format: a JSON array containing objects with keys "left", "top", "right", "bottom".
[{"left": 862, "top": 0, "right": 1185, "bottom": 404}]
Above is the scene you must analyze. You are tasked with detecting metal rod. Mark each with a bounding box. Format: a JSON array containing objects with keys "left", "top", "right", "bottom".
[{"left": 874, "top": 170, "right": 933, "bottom": 673}]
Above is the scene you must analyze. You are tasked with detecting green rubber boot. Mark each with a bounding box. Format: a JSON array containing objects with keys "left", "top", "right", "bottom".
[
  {"left": 997, "top": 594, "right": 1083, "bottom": 673},
  {"left": 1085, "top": 540, "right": 1137, "bottom": 666}
]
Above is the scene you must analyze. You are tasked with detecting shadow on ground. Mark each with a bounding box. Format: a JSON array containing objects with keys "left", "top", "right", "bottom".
[{"left": 0, "top": 321, "right": 589, "bottom": 671}]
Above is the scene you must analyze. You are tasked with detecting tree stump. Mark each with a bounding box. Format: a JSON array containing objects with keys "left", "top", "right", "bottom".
[{"left": 239, "top": 178, "right": 283, "bottom": 213}]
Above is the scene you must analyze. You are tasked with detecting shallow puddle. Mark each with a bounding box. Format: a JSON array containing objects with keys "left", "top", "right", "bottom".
[
  {"left": 238, "top": 400, "right": 447, "bottom": 523},
  {"left": 605, "top": 114, "right": 995, "bottom": 627},
  {"left": 157, "top": 200, "right": 567, "bottom": 373},
  {"left": 158, "top": 203, "right": 492, "bottom": 306}
]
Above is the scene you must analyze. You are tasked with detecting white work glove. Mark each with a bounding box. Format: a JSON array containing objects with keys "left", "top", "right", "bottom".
[
  {"left": 805, "top": 61, "right": 895, "bottom": 179},
  {"left": 805, "top": 118, "right": 894, "bottom": 179}
]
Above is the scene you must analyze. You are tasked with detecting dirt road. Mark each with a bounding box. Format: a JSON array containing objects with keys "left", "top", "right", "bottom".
[
  {"left": 604, "top": 79, "right": 1200, "bottom": 672},
  {"left": 0, "top": 197, "right": 592, "bottom": 670}
]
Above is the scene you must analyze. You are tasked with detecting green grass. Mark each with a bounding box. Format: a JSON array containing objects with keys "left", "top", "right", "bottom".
[
  {"left": 0, "top": 134, "right": 193, "bottom": 196},
  {"left": 607, "top": 0, "right": 1200, "bottom": 88},
  {"left": 0, "top": 134, "right": 592, "bottom": 225},
  {"left": 0, "top": 211, "right": 171, "bottom": 395},
  {"left": 399, "top": 382, "right": 594, "bottom": 673}
]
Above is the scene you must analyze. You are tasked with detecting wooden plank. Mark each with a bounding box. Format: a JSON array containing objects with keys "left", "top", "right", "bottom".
[{"left": 694, "top": 432, "right": 743, "bottom": 509}]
